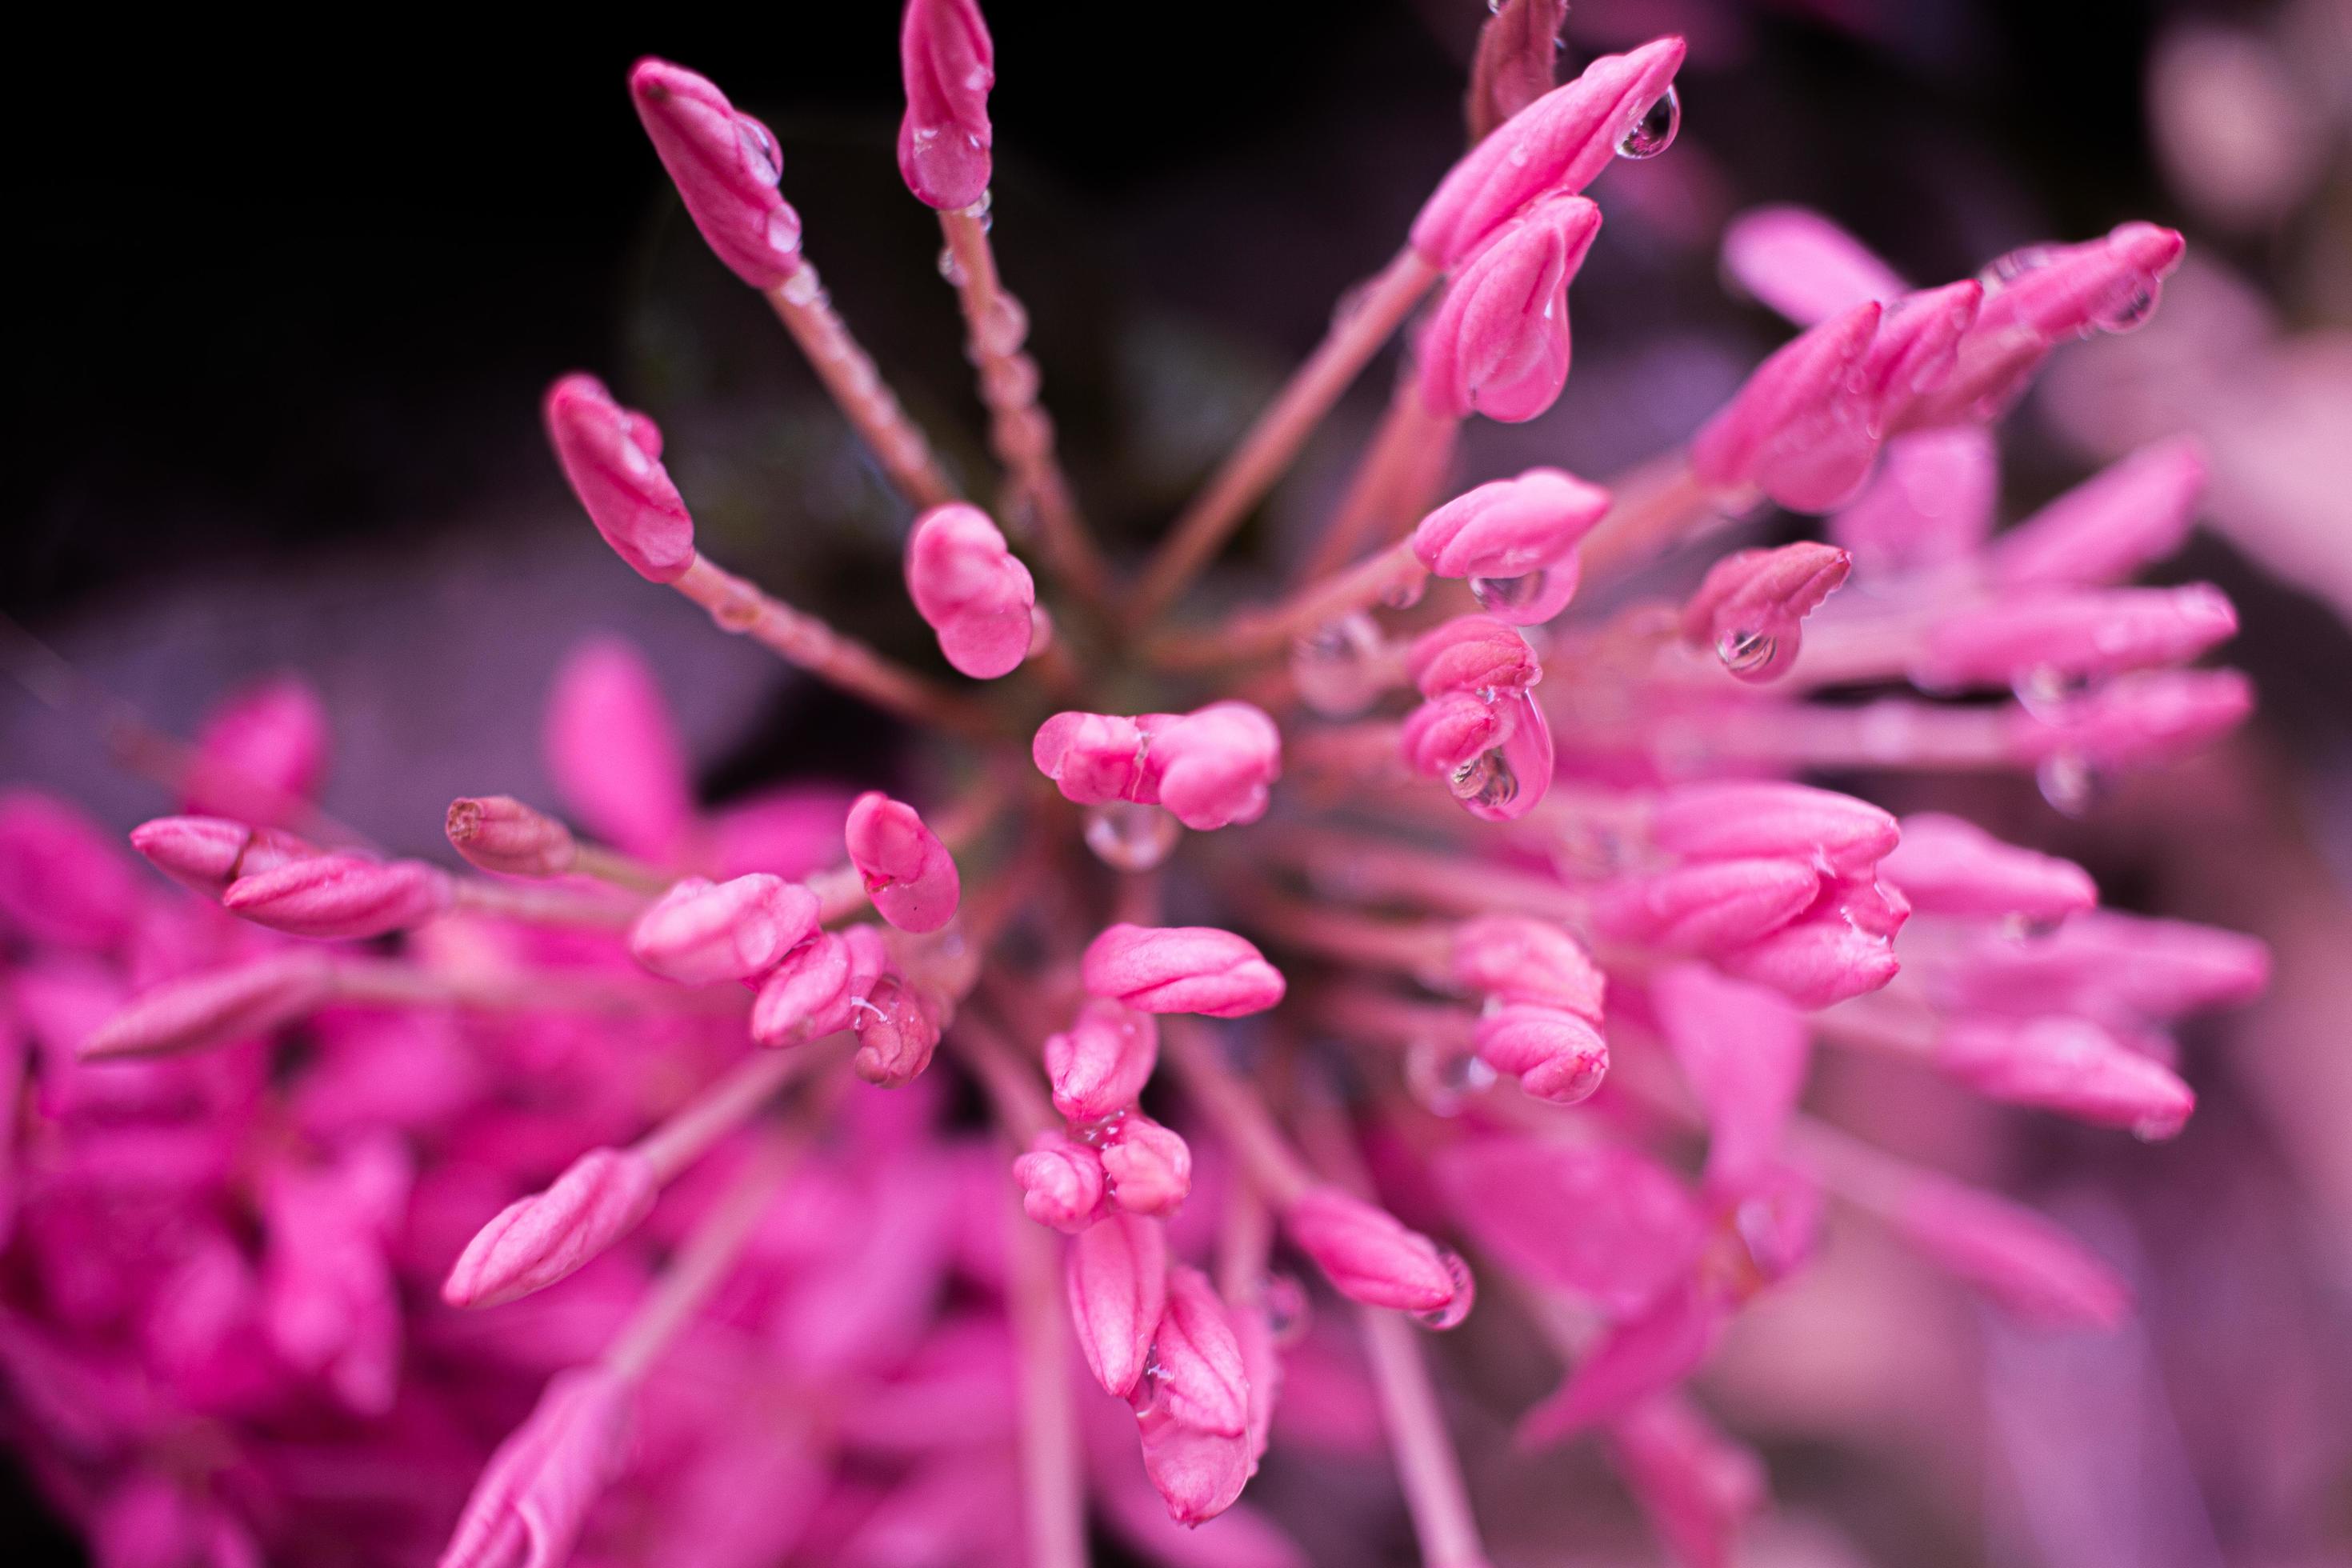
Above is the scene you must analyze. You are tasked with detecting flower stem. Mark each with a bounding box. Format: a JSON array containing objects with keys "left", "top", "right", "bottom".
[
  {"left": 1004, "top": 1163, "right": 1090, "bottom": 1568},
  {"left": 1160, "top": 1019, "right": 1313, "bottom": 1206},
  {"left": 602, "top": 1128, "right": 802, "bottom": 1382},
  {"left": 630, "top": 1038, "right": 847, "bottom": 1184},
  {"left": 1149, "top": 542, "right": 1428, "bottom": 670},
  {"left": 939, "top": 206, "right": 1110, "bottom": 606},
  {"left": 764, "top": 263, "right": 958, "bottom": 510},
  {"left": 1572, "top": 455, "right": 1725, "bottom": 580},
  {"left": 1295, "top": 373, "right": 1458, "bottom": 586},
  {"left": 1129, "top": 248, "right": 1442, "bottom": 624}
]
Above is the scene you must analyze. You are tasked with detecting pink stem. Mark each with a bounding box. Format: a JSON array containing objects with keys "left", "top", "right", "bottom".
[
  {"left": 1239, "top": 887, "right": 1454, "bottom": 982},
  {"left": 1358, "top": 1307, "right": 1493, "bottom": 1568},
  {"left": 1295, "top": 373, "right": 1458, "bottom": 586},
  {"left": 327, "top": 958, "right": 750, "bottom": 1017},
  {"left": 1004, "top": 1162, "right": 1090, "bottom": 1568},
  {"left": 1570, "top": 455, "right": 1726, "bottom": 579},
  {"left": 570, "top": 842, "right": 676, "bottom": 894},
  {"left": 1150, "top": 542, "right": 1429, "bottom": 670},
  {"left": 630, "top": 1038, "right": 846, "bottom": 1184},
  {"left": 671, "top": 554, "right": 994, "bottom": 737},
  {"left": 449, "top": 878, "right": 645, "bottom": 930},
  {"left": 1266, "top": 828, "right": 1590, "bottom": 922},
  {"left": 1128, "top": 248, "right": 1444, "bottom": 623},
  {"left": 939, "top": 206, "right": 1110, "bottom": 606},
  {"left": 764, "top": 265, "right": 958, "bottom": 510},
  {"left": 946, "top": 1010, "right": 1059, "bottom": 1143},
  {"left": 1160, "top": 1019, "right": 1313, "bottom": 1206},
  {"left": 602, "top": 1129, "right": 802, "bottom": 1382}
]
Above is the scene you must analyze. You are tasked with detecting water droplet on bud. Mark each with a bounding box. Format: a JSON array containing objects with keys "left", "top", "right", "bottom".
[
  {"left": 1450, "top": 749, "right": 1518, "bottom": 813},
  {"left": 1382, "top": 574, "right": 1426, "bottom": 610},
  {"left": 1470, "top": 570, "right": 1546, "bottom": 614},
  {"left": 2035, "top": 752, "right": 2103, "bottom": 818},
  {"left": 1715, "top": 627, "right": 1777, "bottom": 676},
  {"left": 2094, "top": 282, "right": 2156, "bottom": 334},
  {"left": 1406, "top": 1038, "right": 1498, "bottom": 1117},
  {"left": 734, "top": 118, "right": 782, "bottom": 186},
  {"left": 1411, "top": 1250, "right": 1477, "bottom": 1330},
  {"left": 937, "top": 246, "right": 969, "bottom": 286},
  {"left": 1291, "top": 614, "right": 1385, "bottom": 717},
  {"left": 1616, "top": 86, "right": 1680, "bottom": 158},
  {"left": 1263, "top": 1273, "right": 1310, "bottom": 1346},
  {"left": 1083, "top": 802, "right": 1181, "bottom": 871}
]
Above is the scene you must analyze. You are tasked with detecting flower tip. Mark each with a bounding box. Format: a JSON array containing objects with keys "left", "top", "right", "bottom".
[
  {"left": 544, "top": 374, "right": 697, "bottom": 585},
  {"left": 905, "top": 503, "right": 1034, "bottom": 679},
  {"left": 445, "top": 795, "right": 578, "bottom": 878},
  {"left": 844, "top": 792, "right": 961, "bottom": 933},
  {"left": 898, "top": 0, "right": 996, "bottom": 211},
  {"left": 220, "top": 854, "right": 453, "bottom": 940},
  {"left": 629, "top": 57, "right": 803, "bottom": 290},
  {"left": 442, "top": 1148, "right": 658, "bottom": 1310}
]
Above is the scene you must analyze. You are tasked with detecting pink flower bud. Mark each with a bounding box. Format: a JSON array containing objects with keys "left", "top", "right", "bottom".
[
  {"left": 543, "top": 374, "right": 698, "bottom": 585},
  {"left": 1649, "top": 780, "right": 1899, "bottom": 878},
  {"left": 1466, "top": 0, "right": 1570, "bottom": 142},
  {"left": 221, "top": 854, "right": 453, "bottom": 940},
  {"left": 904, "top": 503, "right": 1034, "bottom": 678},
  {"left": 1042, "top": 1000, "right": 1160, "bottom": 1122},
  {"left": 1410, "top": 467, "right": 1611, "bottom": 625},
  {"left": 1720, "top": 204, "right": 1907, "bottom": 325},
  {"left": 445, "top": 796, "right": 578, "bottom": 878},
  {"left": 1919, "top": 583, "right": 2236, "bottom": 690},
  {"left": 1410, "top": 37, "right": 1686, "bottom": 266},
  {"left": 0, "top": 792, "right": 140, "bottom": 951},
  {"left": 80, "top": 953, "right": 335, "bottom": 1061},
  {"left": 1135, "top": 1406, "right": 1254, "bottom": 1526},
  {"left": 1436, "top": 1138, "right": 1704, "bottom": 1315},
  {"left": 1679, "top": 542, "right": 1851, "bottom": 683},
  {"left": 1651, "top": 963, "right": 1810, "bottom": 1188},
  {"left": 1032, "top": 711, "right": 1153, "bottom": 806},
  {"left": 1884, "top": 1175, "right": 2128, "bottom": 1328},
  {"left": 853, "top": 975, "right": 942, "bottom": 1087},
  {"left": 1099, "top": 1114, "right": 1192, "bottom": 1218},
  {"left": 898, "top": 0, "right": 994, "bottom": 210},
  {"left": 1937, "top": 910, "right": 2267, "bottom": 1027},
  {"left": 752, "top": 926, "right": 891, "bottom": 1046},
  {"left": 1608, "top": 1395, "right": 1766, "bottom": 1568},
  {"left": 1418, "top": 195, "right": 1601, "bottom": 423},
  {"left": 1936, "top": 1016, "right": 2194, "bottom": 1138},
  {"left": 1594, "top": 858, "right": 1822, "bottom": 955},
  {"left": 1450, "top": 914, "right": 1605, "bottom": 1018},
  {"left": 1690, "top": 301, "right": 1884, "bottom": 512},
  {"left": 439, "top": 1366, "right": 637, "bottom": 1568},
  {"left": 183, "top": 675, "right": 330, "bottom": 825},
  {"left": 2015, "top": 668, "right": 2253, "bottom": 768},
  {"left": 1406, "top": 615, "right": 1542, "bottom": 698},
  {"left": 1149, "top": 702, "right": 1283, "bottom": 831},
  {"left": 1715, "top": 901, "right": 1900, "bottom": 1009},
  {"left": 846, "top": 793, "right": 962, "bottom": 934},
  {"left": 1283, "top": 1185, "right": 1466, "bottom": 1316},
  {"left": 1066, "top": 1211, "right": 1167, "bottom": 1398},
  {"left": 1473, "top": 1004, "right": 1609, "bottom": 1104},
  {"left": 1989, "top": 436, "right": 2207, "bottom": 588},
  {"left": 1142, "top": 1266, "right": 1249, "bottom": 1437},
  {"left": 1014, "top": 1133, "right": 1106, "bottom": 1233},
  {"left": 544, "top": 638, "right": 697, "bottom": 862},
  {"left": 1400, "top": 690, "right": 1514, "bottom": 778},
  {"left": 130, "top": 815, "right": 314, "bottom": 897},
  {"left": 1082, "top": 924, "right": 1286, "bottom": 1018},
  {"left": 442, "top": 1147, "right": 658, "bottom": 1309},
  {"left": 628, "top": 874, "right": 819, "bottom": 984},
  {"left": 1879, "top": 813, "right": 2098, "bottom": 921},
  {"left": 1855, "top": 279, "right": 1982, "bottom": 432},
  {"left": 1830, "top": 426, "right": 2000, "bottom": 576},
  {"left": 1518, "top": 1284, "right": 1724, "bottom": 1443},
  {"left": 630, "top": 58, "right": 804, "bottom": 289}
]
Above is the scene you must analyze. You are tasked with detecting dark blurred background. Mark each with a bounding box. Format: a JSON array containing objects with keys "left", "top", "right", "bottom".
[{"left": 9, "top": 3, "right": 2352, "bottom": 1564}]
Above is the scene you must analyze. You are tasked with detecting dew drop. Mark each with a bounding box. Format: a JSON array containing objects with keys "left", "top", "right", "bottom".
[
  {"left": 1449, "top": 748, "right": 1519, "bottom": 813},
  {"left": 1411, "top": 1250, "right": 1477, "bottom": 1330},
  {"left": 2013, "top": 664, "right": 2085, "bottom": 720},
  {"left": 1381, "top": 574, "right": 1426, "bottom": 610},
  {"left": 1714, "top": 627, "right": 1777, "bottom": 677},
  {"left": 1129, "top": 1344, "right": 1171, "bottom": 1417},
  {"left": 1083, "top": 802, "right": 1181, "bottom": 871},
  {"left": 936, "top": 246, "right": 969, "bottom": 286},
  {"left": 1405, "top": 1038, "right": 1498, "bottom": 1117},
  {"left": 1616, "top": 86, "right": 1680, "bottom": 158},
  {"left": 2094, "top": 281, "right": 2156, "bottom": 334},
  {"left": 2035, "top": 752, "right": 2103, "bottom": 818},
  {"left": 778, "top": 266, "right": 822, "bottom": 306},
  {"left": 974, "top": 294, "right": 1030, "bottom": 357},
  {"left": 1978, "top": 245, "right": 2057, "bottom": 294},
  {"left": 1290, "top": 614, "right": 1385, "bottom": 717},
  {"left": 1263, "top": 1273, "right": 1310, "bottom": 1346},
  {"left": 734, "top": 117, "right": 782, "bottom": 186},
  {"left": 1470, "top": 570, "right": 1546, "bottom": 614}
]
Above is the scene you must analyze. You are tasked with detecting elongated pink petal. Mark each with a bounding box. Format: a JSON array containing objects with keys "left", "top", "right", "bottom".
[
  {"left": 1042, "top": 1000, "right": 1161, "bottom": 1122},
  {"left": 1920, "top": 584, "right": 2236, "bottom": 690},
  {"left": 0, "top": 793, "right": 141, "bottom": 951},
  {"left": 1715, "top": 898, "right": 1901, "bottom": 1009},
  {"left": 1882, "top": 1176, "right": 2129, "bottom": 1328},
  {"left": 1830, "top": 426, "right": 2000, "bottom": 575},
  {"left": 630, "top": 58, "right": 803, "bottom": 289},
  {"left": 1857, "top": 280, "right": 1983, "bottom": 432},
  {"left": 2014, "top": 668, "right": 2254, "bottom": 768},
  {"left": 1517, "top": 1283, "right": 1723, "bottom": 1446},
  {"left": 1690, "top": 301, "right": 1884, "bottom": 512},
  {"left": 183, "top": 675, "right": 330, "bottom": 825},
  {"left": 439, "top": 1366, "right": 635, "bottom": 1568},
  {"left": 629, "top": 874, "right": 818, "bottom": 985},
  {"left": 442, "top": 1148, "right": 658, "bottom": 1310},
  {"left": 1880, "top": 813, "right": 2097, "bottom": 921},
  {"left": 1721, "top": 205, "right": 1908, "bottom": 325},
  {"left": 446, "top": 797, "right": 578, "bottom": 879},
  {"left": 1438, "top": 1138, "right": 1704, "bottom": 1315},
  {"left": 544, "top": 638, "right": 697, "bottom": 862},
  {"left": 1990, "top": 436, "right": 2208, "bottom": 587},
  {"left": 906, "top": 503, "right": 1034, "bottom": 678},
  {"left": 1142, "top": 1265, "right": 1250, "bottom": 1437},
  {"left": 1283, "top": 1185, "right": 1466, "bottom": 1317},
  {"left": 845, "top": 793, "right": 961, "bottom": 934},
  {"left": 80, "top": 952, "right": 334, "bottom": 1062},
  {"left": 1411, "top": 37, "right": 1686, "bottom": 266},
  {"left": 1680, "top": 542, "right": 1851, "bottom": 683},
  {"left": 1606, "top": 1395, "right": 1766, "bottom": 1568},
  {"left": 1466, "top": 0, "right": 1570, "bottom": 142},
  {"left": 1935, "top": 1015, "right": 2194, "bottom": 1137},
  {"left": 898, "top": 0, "right": 994, "bottom": 210},
  {"left": 1651, "top": 964, "right": 1810, "bottom": 1187},
  {"left": 222, "top": 854, "right": 452, "bottom": 940},
  {"left": 1418, "top": 195, "right": 1599, "bottom": 423},
  {"left": 1594, "top": 858, "right": 1822, "bottom": 955},
  {"left": 1649, "top": 781, "right": 1899, "bottom": 879},
  {"left": 543, "top": 374, "right": 698, "bottom": 585},
  {"left": 1067, "top": 1212, "right": 1168, "bottom": 1399},
  {"left": 1082, "top": 925, "right": 1286, "bottom": 1018}
]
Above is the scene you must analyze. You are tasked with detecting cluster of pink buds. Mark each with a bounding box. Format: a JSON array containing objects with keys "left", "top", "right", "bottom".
[{"left": 1, "top": 5, "right": 2282, "bottom": 1567}]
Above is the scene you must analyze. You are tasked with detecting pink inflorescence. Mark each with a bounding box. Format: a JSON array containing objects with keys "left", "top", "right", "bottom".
[{"left": 1, "top": 8, "right": 2275, "bottom": 1568}]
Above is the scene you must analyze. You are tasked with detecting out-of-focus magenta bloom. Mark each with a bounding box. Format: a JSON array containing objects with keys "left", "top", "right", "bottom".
[{"left": 182, "top": 675, "right": 330, "bottom": 825}]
